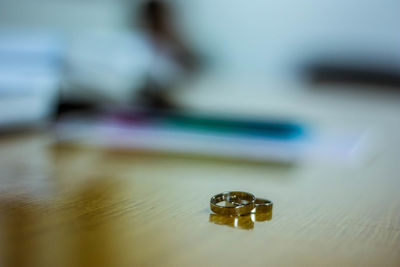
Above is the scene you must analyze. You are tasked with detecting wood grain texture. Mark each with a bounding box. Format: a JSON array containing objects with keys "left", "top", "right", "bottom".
[{"left": 1, "top": 88, "right": 400, "bottom": 267}]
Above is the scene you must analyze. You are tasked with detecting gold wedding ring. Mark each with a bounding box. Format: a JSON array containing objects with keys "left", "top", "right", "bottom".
[
  {"left": 210, "top": 191, "right": 255, "bottom": 216},
  {"left": 254, "top": 198, "right": 273, "bottom": 213}
]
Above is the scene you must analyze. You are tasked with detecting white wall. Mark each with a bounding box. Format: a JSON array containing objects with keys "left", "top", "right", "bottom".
[
  {"left": 175, "top": 0, "right": 400, "bottom": 81},
  {"left": 1, "top": 0, "right": 399, "bottom": 83},
  {"left": 0, "top": 0, "right": 131, "bottom": 32}
]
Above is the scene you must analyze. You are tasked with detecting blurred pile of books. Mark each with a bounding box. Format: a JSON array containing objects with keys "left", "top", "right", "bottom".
[{"left": 0, "top": 32, "right": 63, "bottom": 129}]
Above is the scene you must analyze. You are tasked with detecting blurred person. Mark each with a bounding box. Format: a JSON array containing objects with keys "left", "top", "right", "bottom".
[
  {"left": 135, "top": 0, "right": 199, "bottom": 109},
  {"left": 58, "top": 0, "right": 199, "bottom": 116}
]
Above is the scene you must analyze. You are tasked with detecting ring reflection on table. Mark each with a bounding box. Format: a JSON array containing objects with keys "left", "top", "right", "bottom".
[{"left": 209, "top": 213, "right": 254, "bottom": 230}]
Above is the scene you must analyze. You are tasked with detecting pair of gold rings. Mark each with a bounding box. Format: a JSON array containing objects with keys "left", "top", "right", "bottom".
[{"left": 210, "top": 191, "right": 273, "bottom": 216}]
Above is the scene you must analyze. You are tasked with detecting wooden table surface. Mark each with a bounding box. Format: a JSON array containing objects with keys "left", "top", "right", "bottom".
[{"left": 1, "top": 84, "right": 400, "bottom": 266}]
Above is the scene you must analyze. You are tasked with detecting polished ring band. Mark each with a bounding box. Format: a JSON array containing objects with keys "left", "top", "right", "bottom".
[
  {"left": 210, "top": 191, "right": 255, "bottom": 216},
  {"left": 254, "top": 198, "right": 273, "bottom": 213}
]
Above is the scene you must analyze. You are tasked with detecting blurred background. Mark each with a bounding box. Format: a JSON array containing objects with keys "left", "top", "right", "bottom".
[
  {"left": 0, "top": 0, "right": 399, "bottom": 161},
  {"left": 1, "top": 1, "right": 400, "bottom": 266}
]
